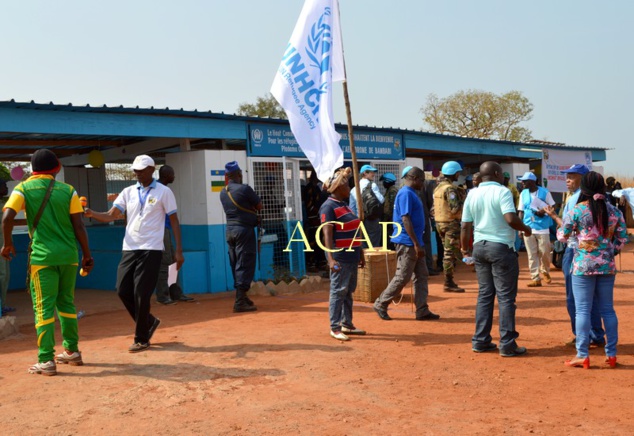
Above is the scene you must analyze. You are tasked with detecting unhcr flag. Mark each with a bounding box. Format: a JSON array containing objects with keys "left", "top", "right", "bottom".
[{"left": 271, "top": 0, "right": 345, "bottom": 183}]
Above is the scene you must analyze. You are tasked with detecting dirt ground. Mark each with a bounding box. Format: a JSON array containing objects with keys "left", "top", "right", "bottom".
[{"left": 3, "top": 246, "right": 634, "bottom": 435}]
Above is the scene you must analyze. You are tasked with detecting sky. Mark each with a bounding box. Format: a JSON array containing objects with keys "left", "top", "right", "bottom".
[{"left": 1, "top": 0, "right": 632, "bottom": 175}]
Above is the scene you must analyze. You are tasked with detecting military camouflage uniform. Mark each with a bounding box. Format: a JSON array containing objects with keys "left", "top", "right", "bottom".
[
  {"left": 433, "top": 179, "right": 466, "bottom": 277},
  {"left": 382, "top": 184, "right": 399, "bottom": 250},
  {"left": 382, "top": 185, "right": 399, "bottom": 222},
  {"left": 436, "top": 220, "right": 461, "bottom": 275}
]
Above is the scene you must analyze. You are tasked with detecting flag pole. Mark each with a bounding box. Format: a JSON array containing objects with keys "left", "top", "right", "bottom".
[
  {"left": 338, "top": 0, "right": 362, "bottom": 221},
  {"left": 342, "top": 81, "right": 363, "bottom": 221}
]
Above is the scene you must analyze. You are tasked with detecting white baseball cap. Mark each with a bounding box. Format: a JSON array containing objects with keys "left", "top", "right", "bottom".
[{"left": 131, "top": 155, "right": 155, "bottom": 170}]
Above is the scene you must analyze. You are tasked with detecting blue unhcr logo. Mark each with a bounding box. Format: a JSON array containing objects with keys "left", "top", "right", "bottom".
[{"left": 277, "top": 7, "right": 333, "bottom": 129}]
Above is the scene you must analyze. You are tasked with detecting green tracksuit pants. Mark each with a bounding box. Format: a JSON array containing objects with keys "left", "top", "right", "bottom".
[{"left": 30, "top": 264, "right": 79, "bottom": 362}]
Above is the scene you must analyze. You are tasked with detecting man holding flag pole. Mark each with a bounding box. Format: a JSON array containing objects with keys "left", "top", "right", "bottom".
[{"left": 271, "top": 0, "right": 368, "bottom": 338}]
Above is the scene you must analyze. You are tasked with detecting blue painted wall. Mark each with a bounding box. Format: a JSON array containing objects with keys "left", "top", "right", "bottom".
[{"left": 8, "top": 223, "right": 305, "bottom": 293}]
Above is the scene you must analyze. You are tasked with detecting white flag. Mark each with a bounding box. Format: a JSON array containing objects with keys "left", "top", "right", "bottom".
[{"left": 271, "top": 0, "right": 345, "bottom": 183}]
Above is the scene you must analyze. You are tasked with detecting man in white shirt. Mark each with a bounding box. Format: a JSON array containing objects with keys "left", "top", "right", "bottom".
[
  {"left": 86, "top": 155, "right": 184, "bottom": 353},
  {"left": 517, "top": 172, "right": 555, "bottom": 287},
  {"left": 349, "top": 164, "right": 384, "bottom": 249}
]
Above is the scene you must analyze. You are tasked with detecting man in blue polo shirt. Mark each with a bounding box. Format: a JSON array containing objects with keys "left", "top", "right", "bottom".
[
  {"left": 373, "top": 166, "right": 439, "bottom": 321},
  {"left": 461, "top": 161, "right": 532, "bottom": 357},
  {"left": 559, "top": 164, "right": 605, "bottom": 347}
]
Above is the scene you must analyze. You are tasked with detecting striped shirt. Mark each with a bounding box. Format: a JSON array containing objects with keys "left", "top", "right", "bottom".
[{"left": 319, "top": 197, "right": 362, "bottom": 263}]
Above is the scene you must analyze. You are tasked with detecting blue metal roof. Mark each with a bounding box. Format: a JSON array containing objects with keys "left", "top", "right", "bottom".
[{"left": 0, "top": 99, "right": 608, "bottom": 163}]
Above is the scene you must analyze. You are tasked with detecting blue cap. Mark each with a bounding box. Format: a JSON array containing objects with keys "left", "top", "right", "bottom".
[
  {"left": 441, "top": 161, "right": 462, "bottom": 176},
  {"left": 561, "top": 164, "right": 589, "bottom": 175},
  {"left": 225, "top": 161, "right": 241, "bottom": 173},
  {"left": 519, "top": 171, "right": 537, "bottom": 181},
  {"left": 360, "top": 164, "right": 378, "bottom": 174},
  {"left": 465, "top": 175, "right": 473, "bottom": 181},
  {"left": 401, "top": 166, "right": 413, "bottom": 179},
  {"left": 380, "top": 172, "right": 397, "bottom": 183}
]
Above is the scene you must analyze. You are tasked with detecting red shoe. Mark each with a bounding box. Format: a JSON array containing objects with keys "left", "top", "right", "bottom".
[
  {"left": 565, "top": 357, "right": 590, "bottom": 369},
  {"left": 605, "top": 356, "right": 617, "bottom": 368}
]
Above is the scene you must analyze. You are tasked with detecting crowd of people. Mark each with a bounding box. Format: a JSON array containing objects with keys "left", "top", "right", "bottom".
[
  {"left": 320, "top": 160, "right": 628, "bottom": 367},
  {"left": 0, "top": 150, "right": 629, "bottom": 375}
]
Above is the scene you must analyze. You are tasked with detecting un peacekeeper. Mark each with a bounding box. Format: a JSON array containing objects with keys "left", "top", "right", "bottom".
[
  {"left": 433, "top": 161, "right": 466, "bottom": 293},
  {"left": 219, "top": 161, "right": 262, "bottom": 313}
]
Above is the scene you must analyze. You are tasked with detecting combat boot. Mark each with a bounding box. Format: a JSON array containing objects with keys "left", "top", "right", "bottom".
[
  {"left": 443, "top": 276, "right": 465, "bottom": 293},
  {"left": 234, "top": 289, "right": 258, "bottom": 312}
]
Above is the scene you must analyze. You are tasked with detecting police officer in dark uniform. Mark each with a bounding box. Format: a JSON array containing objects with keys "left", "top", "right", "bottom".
[{"left": 219, "top": 161, "right": 262, "bottom": 313}]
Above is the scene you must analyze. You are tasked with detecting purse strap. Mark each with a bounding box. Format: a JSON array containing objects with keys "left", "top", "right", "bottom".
[
  {"left": 25, "top": 178, "right": 56, "bottom": 289},
  {"left": 31, "top": 179, "right": 56, "bottom": 234},
  {"left": 224, "top": 185, "right": 257, "bottom": 215}
]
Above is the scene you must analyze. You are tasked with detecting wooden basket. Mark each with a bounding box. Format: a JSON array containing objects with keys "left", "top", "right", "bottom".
[{"left": 354, "top": 249, "right": 397, "bottom": 303}]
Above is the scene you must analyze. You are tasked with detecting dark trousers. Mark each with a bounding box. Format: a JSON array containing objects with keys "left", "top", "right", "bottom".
[
  {"left": 423, "top": 217, "right": 434, "bottom": 272},
  {"left": 116, "top": 250, "right": 162, "bottom": 344},
  {"left": 364, "top": 217, "right": 382, "bottom": 249},
  {"left": 472, "top": 241, "right": 520, "bottom": 351},
  {"left": 227, "top": 225, "right": 257, "bottom": 304},
  {"left": 374, "top": 244, "right": 431, "bottom": 318},
  {"left": 563, "top": 246, "right": 605, "bottom": 342},
  {"left": 155, "top": 229, "right": 174, "bottom": 302}
]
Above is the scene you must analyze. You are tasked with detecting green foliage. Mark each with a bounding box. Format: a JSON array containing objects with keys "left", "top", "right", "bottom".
[
  {"left": 236, "top": 93, "right": 287, "bottom": 119},
  {"left": 105, "top": 163, "right": 137, "bottom": 181},
  {"left": 421, "top": 90, "right": 533, "bottom": 142},
  {"left": 0, "top": 163, "right": 9, "bottom": 181}
]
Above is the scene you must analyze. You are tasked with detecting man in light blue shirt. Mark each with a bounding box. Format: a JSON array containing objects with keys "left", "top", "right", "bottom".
[
  {"left": 559, "top": 164, "right": 605, "bottom": 347},
  {"left": 461, "top": 161, "right": 532, "bottom": 357},
  {"left": 349, "top": 164, "right": 384, "bottom": 249}
]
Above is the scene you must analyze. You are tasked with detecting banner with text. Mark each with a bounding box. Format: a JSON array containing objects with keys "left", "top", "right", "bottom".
[
  {"left": 542, "top": 148, "right": 593, "bottom": 193},
  {"left": 248, "top": 123, "right": 405, "bottom": 161}
]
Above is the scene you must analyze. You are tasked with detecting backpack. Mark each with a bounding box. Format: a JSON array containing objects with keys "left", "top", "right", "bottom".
[{"left": 362, "top": 184, "right": 382, "bottom": 219}]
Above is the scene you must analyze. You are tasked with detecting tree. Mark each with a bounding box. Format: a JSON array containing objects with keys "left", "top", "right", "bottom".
[
  {"left": 236, "top": 93, "right": 287, "bottom": 119},
  {"left": 105, "top": 163, "right": 137, "bottom": 181},
  {"left": 0, "top": 162, "right": 10, "bottom": 181},
  {"left": 421, "top": 90, "right": 533, "bottom": 142}
]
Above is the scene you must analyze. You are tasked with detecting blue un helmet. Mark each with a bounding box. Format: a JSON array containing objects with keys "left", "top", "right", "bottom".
[
  {"left": 379, "top": 172, "right": 397, "bottom": 183},
  {"left": 441, "top": 161, "right": 463, "bottom": 176}
]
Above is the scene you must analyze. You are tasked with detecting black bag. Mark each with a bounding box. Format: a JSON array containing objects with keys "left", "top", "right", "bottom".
[
  {"left": 552, "top": 240, "right": 566, "bottom": 269},
  {"left": 362, "top": 184, "right": 382, "bottom": 219}
]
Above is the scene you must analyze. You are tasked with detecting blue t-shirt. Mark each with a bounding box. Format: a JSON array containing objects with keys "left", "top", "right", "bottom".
[
  {"left": 391, "top": 186, "right": 425, "bottom": 247},
  {"left": 220, "top": 180, "right": 261, "bottom": 227},
  {"left": 319, "top": 197, "right": 362, "bottom": 263}
]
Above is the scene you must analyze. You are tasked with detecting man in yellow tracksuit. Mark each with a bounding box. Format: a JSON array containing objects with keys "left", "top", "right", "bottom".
[{"left": 2, "top": 149, "right": 93, "bottom": 376}]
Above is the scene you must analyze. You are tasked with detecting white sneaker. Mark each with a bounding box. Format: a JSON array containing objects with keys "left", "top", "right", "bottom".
[
  {"left": 341, "top": 326, "right": 366, "bottom": 335},
  {"left": 28, "top": 360, "right": 57, "bottom": 376},
  {"left": 55, "top": 350, "right": 83, "bottom": 366},
  {"left": 330, "top": 330, "right": 350, "bottom": 341}
]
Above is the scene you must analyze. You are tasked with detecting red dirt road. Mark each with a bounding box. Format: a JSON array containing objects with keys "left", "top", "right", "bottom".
[{"left": 3, "top": 247, "right": 634, "bottom": 434}]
